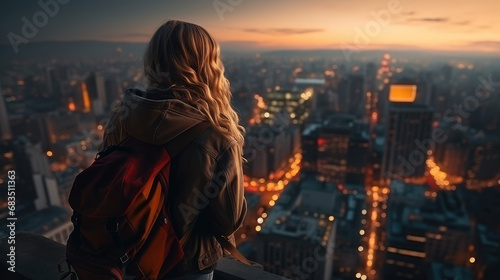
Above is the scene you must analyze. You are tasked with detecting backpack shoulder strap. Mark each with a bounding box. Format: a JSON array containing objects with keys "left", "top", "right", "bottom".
[
  {"left": 164, "top": 121, "right": 211, "bottom": 159},
  {"left": 215, "top": 235, "right": 252, "bottom": 266}
]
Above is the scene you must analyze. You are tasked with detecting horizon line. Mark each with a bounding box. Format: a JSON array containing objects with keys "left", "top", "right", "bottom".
[{"left": 1, "top": 39, "right": 500, "bottom": 57}]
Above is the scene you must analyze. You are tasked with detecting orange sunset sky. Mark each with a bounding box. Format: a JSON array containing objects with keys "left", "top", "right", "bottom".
[{"left": 2, "top": 0, "right": 500, "bottom": 53}]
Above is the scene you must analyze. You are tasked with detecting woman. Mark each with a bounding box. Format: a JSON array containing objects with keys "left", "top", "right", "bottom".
[{"left": 102, "top": 20, "right": 247, "bottom": 280}]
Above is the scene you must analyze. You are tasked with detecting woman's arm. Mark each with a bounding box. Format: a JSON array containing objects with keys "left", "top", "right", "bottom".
[{"left": 208, "top": 141, "right": 247, "bottom": 236}]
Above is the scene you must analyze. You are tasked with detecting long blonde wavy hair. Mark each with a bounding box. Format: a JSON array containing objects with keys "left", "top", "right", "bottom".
[{"left": 102, "top": 20, "right": 244, "bottom": 153}]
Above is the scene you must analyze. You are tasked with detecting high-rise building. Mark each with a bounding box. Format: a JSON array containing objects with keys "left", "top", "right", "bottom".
[
  {"left": 381, "top": 84, "right": 433, "bottom": 180},
  {"left": 433, "top": 128, "right": 468, "bottom": 180},
  {"left": 382, "top": 180, "right": 472, "bottom": 280},
  {"left": 348, "top": 74, "right": 365, "bottom": 118},
  {"left": 346, "top": 123, "right": 369, "bottom": 184},
  {"left": 0, "top": 137, "right": 62, "bottom": 219},
  {"left": 45, "top": 67, "right": 62, "bottom": 100},
  {"left": 105, "top": 77, "right": 122, "bottom": 109},
  {"left": 254, "top": 178, "right": 336, "bottom": 280},
  {"left": 365, "top": 62, "right": 377, "bottom": 93},
  {"left": 302, "top": 123, "right": 322, "bottom": 174},
  {"left": 317, "top": 115, "right": 353, "bottom": 184},
  {"left": 465, "top": 185, "right": 500, "bottom": 279},
  {"left": 302, "top": 115, "right": 369, "bottom": 185},
  {"left": 335, "top": 74, "right": 365, "bottom": 118},
  {"left": 244, "top": 125, "right": 299, "bottom": 179},
  {"left": 0, "top": 93, "right": 12, "bottom": 141},
  {"left": 262, "top": 90, "right": 312, "bottom": 126},
  {"left": 85, "top": 72, "right": 107, "bottom": 115},
  {"left": 464, "top": 131, "right": 500, "bottom": 184},
  {"left": 428, "top": 262, "right": 474, "bottom": 280},
  {"left": 0, "top": 139, "right": 37, "bottom": 219},
  {"left": 23, "top": 138, "right": 62, "bottom": 210},
  {"left": 435, "top": 124, "right": 500, "bottom": 188}
]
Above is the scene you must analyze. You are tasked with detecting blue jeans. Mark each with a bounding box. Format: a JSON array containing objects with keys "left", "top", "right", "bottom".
[{"left": 167, "top": 271, "right": 214, "bottom": 280}]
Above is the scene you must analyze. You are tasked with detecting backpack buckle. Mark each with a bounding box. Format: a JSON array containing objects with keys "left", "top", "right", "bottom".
[{"left": 120, "top": 253, "right": 129, "bottom": 263}]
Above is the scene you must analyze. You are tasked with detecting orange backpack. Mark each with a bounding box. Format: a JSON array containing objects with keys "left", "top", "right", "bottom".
[{"left": 60, "top": 122, "right": 210, "bottom": 280}]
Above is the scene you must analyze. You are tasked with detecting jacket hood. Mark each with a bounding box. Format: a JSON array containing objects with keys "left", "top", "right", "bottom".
[{"left": 121, "top": 87, "right": 207, "bottom": 145}]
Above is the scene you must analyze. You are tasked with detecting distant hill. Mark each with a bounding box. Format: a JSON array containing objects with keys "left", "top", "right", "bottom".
[
  {"left": 0, "top": 40, "right": 499, "bottom": 66},
  {"left": 0, "top": 41, "right": 147, "bottom": 63}
]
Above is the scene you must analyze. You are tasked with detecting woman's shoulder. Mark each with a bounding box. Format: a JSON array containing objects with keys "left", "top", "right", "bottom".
[{"left": 190, "top": 123, "right": 238, "bottom": 160}]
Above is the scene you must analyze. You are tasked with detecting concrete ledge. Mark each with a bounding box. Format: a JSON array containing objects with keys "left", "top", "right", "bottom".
[
  {"left": 0, "top": 232, "right": 66, "bottom": 280},
  {"left": 215, "top": 256, "right": 286, "bottom": 280},
  {"left": 0, "top": 232, "right": 286, "bottom": 280}
]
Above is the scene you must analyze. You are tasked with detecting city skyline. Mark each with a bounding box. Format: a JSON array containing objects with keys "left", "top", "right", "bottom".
[{"left": 1, "top": 2, "right": 500, "bottom": 279}]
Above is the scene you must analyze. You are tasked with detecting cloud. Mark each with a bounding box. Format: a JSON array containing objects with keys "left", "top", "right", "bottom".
[
  {"left": 476, "top": 24, "right": 492, "bottom": 29},
  {"left": 408, "top": 17, "right": 449, "bottom": 22},
  {"left": 454, "top": 20, "right": 471, "bottom": 26},
  {"left": 402, "top": 11, "right": 416, "bottom": 16},
  {"left": 467, "top": 40, "right": 500, "bottom": 49},
  {"left": 242, "top": 28, "right": 325, "bottom": 35},
  {"left": 219, "top": 40, "right": 267, "bottom": 51}
]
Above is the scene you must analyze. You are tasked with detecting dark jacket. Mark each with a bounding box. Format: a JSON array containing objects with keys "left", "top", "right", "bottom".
[{"left": 120, "top": 87, "right": 247, "bottom": 277}]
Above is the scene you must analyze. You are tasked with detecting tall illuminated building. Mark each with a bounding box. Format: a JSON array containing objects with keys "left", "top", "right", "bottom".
[
  {"left": 105, "top": 77, "right": 122, "bottom": 108},
  {"left": 0, "top": 93, "right": 12, "bottom": 141},
  {"left": 348, "top": 74, "right": 365, "bottom": 118},
  {"left": 45, "top": 67, "right": 63, "bottom": 100},
  {"left": 317, "top": 115, "right": 353, "bottom": 184},
  {"left": 381, "top": 84, "right": 433, "bottom": 180},
  {"left": 80, "top": 82, "right": 92, "bottom": 113},
  {"left": 435, "top": 124, "right": 500, "bottom": 188},
  {"left": 336, "top": 75, "right": 365, "bottom": 118},
  {"left": 85, "top": 72, "right": 107, "bottom": 115},
  {"left": 243, "top": 125, "right": 300, "bottom": 179},
  {"left": 375, "top": 54, "right": 393, "bottom": 121},
  {"left": 0, "top": 140, "right": 37, "bottom": 219},
  {"left": 383, "top": 180, "right": 472, "bottom": 280},
  {"left": 365, "top": 62, "right": 377, "bottom": 93},
  {"left": 254, "top": 180, "right": 336, "bottom": 280},
  {"left": 303, "top": 115, "right": 369, "bottom": 185},
  {"left": 0, "top": 137, "right": 62, "bottom": 219},
  {"left": 261, "top": 90, "right": 312, "bottom": 126}
]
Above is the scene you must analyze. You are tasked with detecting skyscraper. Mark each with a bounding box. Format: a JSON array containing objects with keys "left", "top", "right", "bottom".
[
  {"left": 383, "top": 180, "right": 472, "bottom": 280},
  {"left": 0, "top": 93, "right": 12, "bottom": 141},
  {"left": 85, "top": 72, "right": 107, "bottom": 115},
  {"left": 317, "top": 115, "right": 353, "bottom": 184},
  {"left": 381, "top": 85, "right": 433, "bottom": 180},
  {"left": 45, "top": 67, "right": 62, "bottom": 100},
  {"left": 254, "top": 179, "right": 336, "bottom": 280},
  {"left": 262, "top": 90, "right": 312, "bottom": 126}
]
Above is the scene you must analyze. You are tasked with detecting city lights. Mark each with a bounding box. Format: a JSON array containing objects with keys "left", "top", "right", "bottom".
[{"left": 244, "top": 153, "right": 302, "bottom": 193}]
